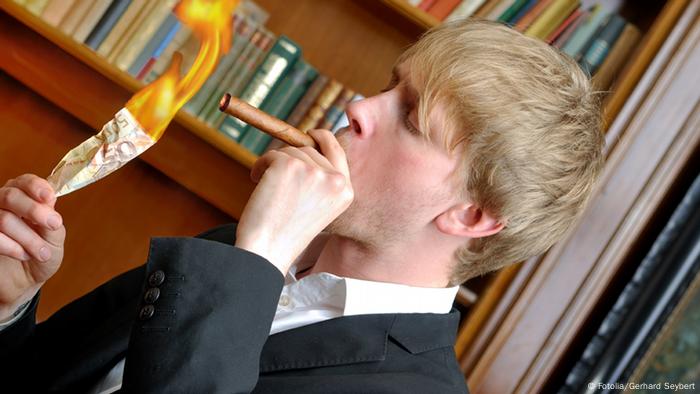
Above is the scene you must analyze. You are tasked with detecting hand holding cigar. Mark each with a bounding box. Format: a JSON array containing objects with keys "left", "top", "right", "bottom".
[{"left": 219, "top": 94, "right": 319, "bottom": 150}]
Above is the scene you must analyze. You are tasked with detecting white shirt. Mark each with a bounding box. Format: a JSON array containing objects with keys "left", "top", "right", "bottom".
[{"left": 5, "top": 267, "right": 458, "bottom": 394}]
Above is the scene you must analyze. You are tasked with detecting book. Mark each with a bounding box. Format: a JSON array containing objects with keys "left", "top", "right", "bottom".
[
  {"left": 418, "top": 0, "right": 438, "bottom": 11},
  {"left": 57, "top": 0, "right": 93, "bottom": 35},
  {"left": 486, "top": 0, "right": 517, "bottom": 20},
  {"left": 552, "top": 7, "right": 588, "bottom": 48},
  {"left": 507, "top": 0, "right": 537, "bottom": 25},
  {"left": 184, "top": 14, "right": 254, "bottom": 115},
  {"left": 297, "top": 80, "right": 343, "bottom": 132},
  {"left": 112, "top": 1, "right": 176, "bottom": 69},
  {"left": 474, "top": 0, "right": 505, "bottom": 17},
  {"left": 72, "top": 0, "right": 113, "bottom": 43},
  {"left": 142, "top": 24, "right": 192, "bottom": 82},
  {"left": 591, "top": 22, "right": 641, "bottom": 91},
  {"left": 513, "top": 0, "right": 553, "bottom": 32},
  {"left": 128, "top": 13, "right": 180, "bottom": 76},
  {"left": 561, "top": 4, "right": 609, "bottom": 61},
  {"left": 427, "top": 0, "right": 462, "bottom": 21},
  {"left": 497, "top": 0, "right": 530, "bottom": 24},
  {"left": 24, "top": 0, "right": 49, "bottom": 15},
  {"left": 201, "top": 28, "right": 274, "bottom": 127},
  {"left": 544, "top": 7, "right": 582, "bottom": 44},
  {"left": 40, "top": 0, "right": 76, "bottom": 26},
  {"left": 579, "top": 14, "right": 627, "bottom": 76},
  {"left": 286, "top": 74, "right": 330, "bottom": 127},
  {"left": 219, "top": 35, "right": 302, "bottom": 141},
  {"left": 96, "top": 1, "right": 149, "bottom": 58},
  {"left": 317, "top": 87, "right": 355, "bottom": 130},
  {"left": 240, "top": 59, "right": 319, "bottom": 155},
  {"left": 85, "top": 0, "right": 131, "bottom": 50},
  {"left": 524, "top": 0, "right": 579, "bottom": 40},
  {"left": 107, "top": 0, "right": 177, "bottom": 67},
  {"left": 445, "top": 0, "right": 487, "bottom": 22}
]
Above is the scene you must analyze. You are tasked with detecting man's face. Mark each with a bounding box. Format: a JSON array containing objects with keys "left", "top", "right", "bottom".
[{"left": 328, "top": 63, "right": 462, "bottom": 248}]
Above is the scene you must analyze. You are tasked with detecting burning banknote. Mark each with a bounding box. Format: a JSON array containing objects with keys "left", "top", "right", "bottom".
[{"left": 47, "top": 0, "right": 238, "bottom": 196}]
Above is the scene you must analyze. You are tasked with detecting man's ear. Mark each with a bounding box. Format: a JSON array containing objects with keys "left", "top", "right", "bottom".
[{"left": 435, "top": 203, "right": 504, "bottom": 238}]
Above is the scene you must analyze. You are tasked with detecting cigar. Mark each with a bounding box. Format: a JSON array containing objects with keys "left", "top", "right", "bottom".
[{"left": 219, "top": 94, "right": 318, "bottom": 149}]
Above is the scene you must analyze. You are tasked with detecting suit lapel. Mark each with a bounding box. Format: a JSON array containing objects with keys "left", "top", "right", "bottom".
[{"left": 259, "top": 309, "right": 461, "bottom": 373}]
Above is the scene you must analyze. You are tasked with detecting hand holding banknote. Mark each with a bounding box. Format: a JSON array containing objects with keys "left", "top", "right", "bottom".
[{"left": 0, "top": 174, "right": 65, "bottom": 321}]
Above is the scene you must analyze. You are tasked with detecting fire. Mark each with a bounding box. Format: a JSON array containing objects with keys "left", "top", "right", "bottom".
[{"left": 125, "top": 0, "right": 239, "bottom": 140}]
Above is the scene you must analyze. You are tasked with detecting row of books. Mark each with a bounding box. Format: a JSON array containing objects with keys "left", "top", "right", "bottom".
[
  {"left": 408, "top": 0, "right": 641, "bottom": 90},
  {"left": 17, "top": 0, "right": 361, "bottom": 156}
]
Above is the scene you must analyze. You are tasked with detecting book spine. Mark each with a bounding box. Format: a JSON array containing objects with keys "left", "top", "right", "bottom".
[
  {"left": 85, "top": 0, "right": 132, "bottom": 50},
  {"left": 240, "top": 60, "right": 319, "bottom": 155},
  {"left": 202, "top": 28, "right": 273, "bottom": 126},
  {"left": 96, "top": 1, "right": 148, "bottom": 57},
  {"left": 142, "top": 25, "right": 192, "bottom": 82},
  {"left": 219, "top": 35, "right": 302, "bottom": 141},
  {"left": 114, "top": 0, "right": 178, "bottom": 71},
  {"left": 513, "top": 0, "right": 553, "bottom": 32},
  {"left": 591, "top": 23, "right": 641, "bottom": 91},
  {"left": 507, "top": 0, "right": 538, "bottom": 25},
  {"left": 297, "top": 80, "right": 343, "bottom": 132},
  {"left": 418, "top": 0, "right": 438, "bottom": 11},
  {"left": 317, "top": 87, "right": 355, "bottom": 130},
  {"left": 445, "top": 0, "right": 487, "bottom": 23},
  {"left": 285, "top": 74, "right": 330, "bottom": 127},
  {"left": 552, "top": 9, "right": 588, "bottom": 48},
  {"left": 561, "top": 4, "right": 609, "bottom": 60},
  {"left": 474, "top": 0, "right": 505, "bottom": 18},
  {"left": 498, "top": 0, "right": 530, "bottom": 24},
  {"left": 427, "top": 0, "right": 462, "bottom": 21},
  {"left": 524, "top": 0, "right": 580, "bottom": 40},
  {"left": 184, "top": 14, "right": 251, "bottom": 115},
  {"left": 579, "top": 14, "right": 626, "bottom": 76},
  {"left": 128, "top": 13, "right": 180, "bottom": 76},
  {"left": 72, "top": 0, "right": 113, "bottom": 43},
  {"left": 544, "top": 8, "right": 582, "bottom": 44},
  {"left": 486, "top": 0, "right": 517, "bottom": 20},
  {"left": 57, "top": 0, "right": 93, "bottom": 35},
  {"left": 41, "top": 0, "right": 75, "bottom": 26}
]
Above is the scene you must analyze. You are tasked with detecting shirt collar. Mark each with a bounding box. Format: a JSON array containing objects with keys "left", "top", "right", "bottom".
[{"left": 285, "top": 266, "right": 459, "bottom": 316}]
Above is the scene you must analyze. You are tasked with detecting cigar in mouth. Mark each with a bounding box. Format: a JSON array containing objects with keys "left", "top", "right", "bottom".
[{"left": 218, "top": 93, "right": 318, "bottom": 149}]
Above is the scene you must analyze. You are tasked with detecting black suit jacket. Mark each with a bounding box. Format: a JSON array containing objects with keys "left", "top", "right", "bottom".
[{"left": 0, "top": 224, "right": 469, "bottom": 393}]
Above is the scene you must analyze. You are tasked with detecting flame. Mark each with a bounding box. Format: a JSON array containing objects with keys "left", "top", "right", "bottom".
[{"left": 125, "top": 0, "right": 239, "bottom": 140}]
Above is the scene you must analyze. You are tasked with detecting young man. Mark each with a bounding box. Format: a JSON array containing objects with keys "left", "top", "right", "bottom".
[{"left": 0, "top": 18, "right": 604, "bottom": 393}]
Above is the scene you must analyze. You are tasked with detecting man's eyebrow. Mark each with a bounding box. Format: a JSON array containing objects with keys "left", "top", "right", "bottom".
[{"left": 394, "top": 65, "right": 418, "bottom": 105}]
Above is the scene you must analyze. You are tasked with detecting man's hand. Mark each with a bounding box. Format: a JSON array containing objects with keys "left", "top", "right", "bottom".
[
  {"left": 0, "top": 174, "right": 65, "bottom": 320},
  {"left": 235, "top": 129, "right": 353, "bottom": 275}
]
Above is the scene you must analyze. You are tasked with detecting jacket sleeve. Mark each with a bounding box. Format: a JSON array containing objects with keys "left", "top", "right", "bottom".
[{"left": 121, "top": 231, "right": 285, "bottom": 393}]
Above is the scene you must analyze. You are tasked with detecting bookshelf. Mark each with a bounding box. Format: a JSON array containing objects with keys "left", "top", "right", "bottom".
[{"left": 0, "top": 0, "right": 696, "bottom": 391}]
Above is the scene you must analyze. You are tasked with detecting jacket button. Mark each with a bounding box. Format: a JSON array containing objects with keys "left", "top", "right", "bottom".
[
  {"left": 139, "top": 305, "right": 155, "bottom": 320},
  {"left": 148, "top": 270, "right": 165, "bottom": 286},
  {"left": 143, "top": 287, "right": 160, "bottom": 304}
]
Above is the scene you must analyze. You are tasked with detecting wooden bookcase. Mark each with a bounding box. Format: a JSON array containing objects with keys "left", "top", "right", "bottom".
[{"left": 0, "top": 0, "right": 696, "bottom": 390}]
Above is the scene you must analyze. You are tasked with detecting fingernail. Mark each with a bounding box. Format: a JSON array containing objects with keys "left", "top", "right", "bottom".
[
  {"left": 39, "top": 188, "right": 51, "bottom": 202},
  {"left": 39, "top": 247, "right": 51, "bottom": 262},
  {"left": 21, "top": 251, "right": 31, "bottom": 261},
  {"left": 47, "top": 214, "right": 61, "bottom": 230}
]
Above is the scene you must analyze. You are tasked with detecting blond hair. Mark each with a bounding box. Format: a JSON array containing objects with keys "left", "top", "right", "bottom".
[{"left": 398, "top": 18, "right": 605, "bottom": 285}]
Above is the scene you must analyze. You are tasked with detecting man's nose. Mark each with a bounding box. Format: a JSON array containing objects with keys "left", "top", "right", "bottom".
[{"left": 344, "top": 98, "right": 376, "bottom": 140}]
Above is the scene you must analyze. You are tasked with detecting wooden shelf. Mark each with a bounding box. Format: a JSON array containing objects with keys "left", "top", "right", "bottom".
[
  {"left": 380, "top": 0, "right": 439, "bottom": 29},
  {"left": 0, "top": 0, "right": 257, "bottom": 170}
]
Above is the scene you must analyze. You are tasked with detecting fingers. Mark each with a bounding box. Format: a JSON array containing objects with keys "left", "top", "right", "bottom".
[
  {"left": 5, "top": 174, "right": 56, "bottom": 208},
  {"left": 307, "top": 129, "right": 350, "bottom": 177},
  {"left": 0, "top": 182, "right": 62, "bottom": 231},
  {"left": 0, "top": 209, "right": 53, "bottom": 262}
]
